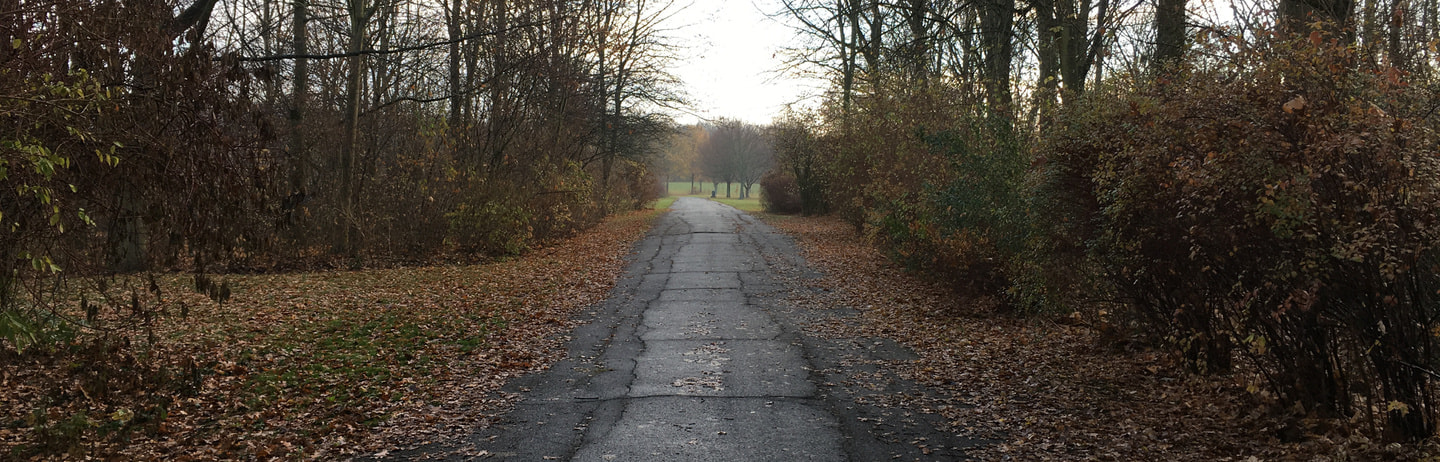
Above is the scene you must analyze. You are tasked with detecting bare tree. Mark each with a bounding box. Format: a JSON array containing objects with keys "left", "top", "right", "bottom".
[
  {"left": 776, "top": 0, "right": 883, "bottom": 119},
  {"left": 662, "top": 125, "right": 706, "bottom": 193},
  {"left": 205, "top": 0, "right": 685, "bottom": 257},
  {"left": 290, "top": 0, "right": 311, "bottom": 201},
  {"left": 588, "top": 0, "right": 684, "bottom": 207},
  {"left": 699, "top": 120, "right": 774, "bottom": 199}
]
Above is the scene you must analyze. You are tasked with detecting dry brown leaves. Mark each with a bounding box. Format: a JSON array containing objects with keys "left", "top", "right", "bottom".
[
  {"left": 770, "top": 215, "right": 1423, "bottom": 461},
  {"left": 0, "top": 209, "right": 660, "bottom": 460}
]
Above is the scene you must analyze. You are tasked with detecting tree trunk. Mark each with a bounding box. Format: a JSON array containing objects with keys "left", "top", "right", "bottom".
[
  {"left": 979, "top": 0, "right": 1015, "bottom": 112},
  {"left": 903, "top": 0, "right": 932, "bottom": 78},
  {"left": 110, "top": 186, "right": 149, "bottom": 272},
  {"left": 1280, "top": 0, "right": 1354, "bottom": 35},
  {"left": 372, "top": 7, "right": 392, "bottom": 107},
  {"left": 1153, "top": 0, "right": 1186, "bottom": 69},
  {"left": 1058, "top": 0, "right": 1086, "bottom": 96},
  {"left": 289, "top": 0, "right": 309, "bottom": 198},
  {"left": 1387, "top": 0, "right": 1408, "bottom": 70},
  {"left": 487, "top": 0, "right": 510, "bottom": 173},
  {"left": 595, "top": 2, "right": 612, "bottom": 205},
  {"left": 841, "top": 0, "right": 860, "bottom": 119},
  {"left": 1032, "top": 0, "right": 1059, "bottom": 123},
  {"left": 446, "top": 0, "right": 463, "bottom": 127},
  {"left": 463, "top": 1, "right": 479, "bottom": 133},
  {"left": 1362, "top": 0, "right": 1381, "bottom": 49},
  {"left": 1056, "top": 0, "right": 1109, "bottom": 98},
  {"left": 862, "top": 0, "right": 883, "bottom": 72},
  {"left": 338, "top": 0, "right": 370, "bottom": 255},
  {"left": 262, "top": 0, "right": 277, "bottom": 108}
]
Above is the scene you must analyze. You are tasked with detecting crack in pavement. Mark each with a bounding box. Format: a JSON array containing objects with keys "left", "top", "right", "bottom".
[{"left": 382, "top": 197, "right": 985, "bottom": 461}]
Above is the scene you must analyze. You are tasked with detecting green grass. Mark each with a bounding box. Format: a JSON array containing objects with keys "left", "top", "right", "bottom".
[
  {"left": 666, "top": 181, "right": 706, "bottom": 196},
  {"left": 662, "top": 181, "right": 764, "bottom": 213},
  {"left": 651, "top": 196, "right": 677, "bottom": 210}
]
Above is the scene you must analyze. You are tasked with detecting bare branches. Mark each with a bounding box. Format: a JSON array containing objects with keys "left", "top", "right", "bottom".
[
  {"left": 698, "top": 119, "right": 774, "bottom": 198},
  {"left": 169, "top": 0, "right": 222, "bottom": 37},
  {"left": 228, "top": 20, "right": 548, "bottom": 62}
]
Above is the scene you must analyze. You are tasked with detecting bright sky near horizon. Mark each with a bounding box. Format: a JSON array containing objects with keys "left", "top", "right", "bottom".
[{"left": 665, "top": 0, "right": 819, "bottom": 125}]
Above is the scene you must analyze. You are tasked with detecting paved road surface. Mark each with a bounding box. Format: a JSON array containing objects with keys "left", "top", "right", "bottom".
[{"left": 398, "top": 197, "right": 980, "bottom": 461}]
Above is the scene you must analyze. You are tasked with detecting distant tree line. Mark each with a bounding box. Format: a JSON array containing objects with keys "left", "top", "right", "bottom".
[
  {"left": 659, "top": 119, "right": 775, "bottom": 200},
  {"left": 768, "top": 0, "right": 1440, "bottom": 441}
]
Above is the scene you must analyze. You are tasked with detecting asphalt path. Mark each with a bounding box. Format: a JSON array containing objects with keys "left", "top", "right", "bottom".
[{"left": 393, "top": 197, "right": 981, "bottom": 461}]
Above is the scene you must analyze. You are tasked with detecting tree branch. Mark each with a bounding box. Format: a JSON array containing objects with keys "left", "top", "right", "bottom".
[
  {"left": 227, "top": 20, "right": 547, "bottom": 62},
  {"left": 169, "top": 0, "right": 221, "bottom": 37}
]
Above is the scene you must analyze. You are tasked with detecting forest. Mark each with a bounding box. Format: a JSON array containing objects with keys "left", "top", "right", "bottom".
[
  {"left": 3, "top": 0, "right": 1440, "bottom": 457},
  {"left": 1, "top": 0, "right": 680, "bottom": 280},
  {"left": 1, "top": 0, "right": 679, "bottom": 456},
  {"left": 761, "top": 0, "right": 1440, "bottom": 447}
]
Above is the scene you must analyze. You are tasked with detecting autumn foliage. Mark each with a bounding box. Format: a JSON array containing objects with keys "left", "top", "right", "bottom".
[
  {"left": 777, "top": 20, "right": 1440, "bottom": 442},
  {"left": 1, "top": 0, "right": 675, "bottom": 457},
  {"left": 0, "top": 209, "right": 658, "bottom": 459},
  {"left": 1050, "top": 32, "right": 1440, "bottom": 439},
  {"left": 759, "top": 170, "right": 802, "bottom": 214}
]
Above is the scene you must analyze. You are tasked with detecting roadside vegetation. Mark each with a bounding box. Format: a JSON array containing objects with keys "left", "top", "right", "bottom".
[
  {"left": 2, "top": 0, "right": 680, "bottom": 458},
  {"left": 760, "top": 0, "right": 1440, "bottom": 452},
  {"left": 777, "top": 214, "right": 1435, "bottom": 460},
  {"left": 0, "top": 210, "right": 659, "bottom": 459}
]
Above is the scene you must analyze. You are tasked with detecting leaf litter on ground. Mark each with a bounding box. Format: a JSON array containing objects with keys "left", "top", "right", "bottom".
[
  {"left": 0, "top": 208, "right": 660, "bottom": 460},
  {"left": 767, "top": 214, "right": 1440, "bottom": 461}
]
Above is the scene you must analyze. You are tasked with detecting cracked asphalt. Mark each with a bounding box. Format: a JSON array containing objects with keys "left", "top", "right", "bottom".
[{"left": 394, "top": 197, "right": 982, "bottom": 461}]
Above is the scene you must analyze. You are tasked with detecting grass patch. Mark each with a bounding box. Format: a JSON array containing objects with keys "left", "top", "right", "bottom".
[
  {"left": 666, "top": 181, "right": 707, "bottom": 196},
  {"left": 662, "top": 180, "right": 765, "bottom": 213},
  {"left": 651, "top": 196, "right": 677, "bottom": 210}
]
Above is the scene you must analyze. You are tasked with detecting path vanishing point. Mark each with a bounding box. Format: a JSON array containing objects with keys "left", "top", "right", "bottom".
[{"left": 392, "top": 197, "right": 982, "bottom": 461}]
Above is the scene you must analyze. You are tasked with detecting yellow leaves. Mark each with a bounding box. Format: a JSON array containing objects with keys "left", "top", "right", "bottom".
[
  {"left": 1244, "top": 334, "right": 1269, "bottom": 355},
  {"left": 110, "top": 407, "right": 134, "bottom": 424},
  {"left": 1387, "top": 400, "right": 1411, "bottom": 416},
  {"left": 23, "top": 253, "right": 61, "bottom": 273},
  {"left": 96, "top": 147, "right": 121, "bottom": 167}
]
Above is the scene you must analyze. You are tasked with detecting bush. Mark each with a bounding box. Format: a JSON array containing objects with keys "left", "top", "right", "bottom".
[
  {"left": 759, "top": 170, "right": 802, "bottom": 214},
  {"left": 446, "top": 176, "right": 536, "bottom": 256},
  {"left": 887, "top": 118, "right": 1030, "bottom": 306},
  {"left": 448, "top": 197, "right": 534, "bottom": 256},
  {"left": 770, "top": 113, "right": 829, "bottom": 215},
  {"left": 615, "top": 159, "right": 661, "bottom": 212},
  {"left": 1050, "top": 32, "right": 1440, "bottom": 439}
]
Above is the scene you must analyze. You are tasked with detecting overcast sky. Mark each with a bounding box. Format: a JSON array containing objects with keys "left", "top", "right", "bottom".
[{"left": 664, "top": 0, "right": 819, "bottom": 125}]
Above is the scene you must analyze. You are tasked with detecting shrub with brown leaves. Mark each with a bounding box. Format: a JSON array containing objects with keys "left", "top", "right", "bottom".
[{"left": 1048, "top": 31, "right": 1440, "bottom": 440}]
